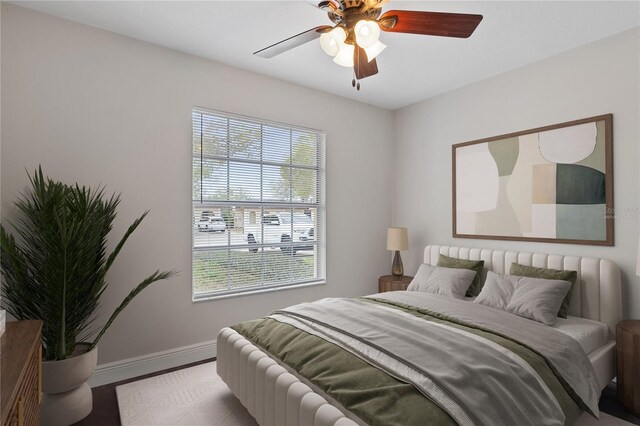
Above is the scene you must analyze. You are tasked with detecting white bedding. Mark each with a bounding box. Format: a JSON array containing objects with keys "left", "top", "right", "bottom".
[
  {"left": 464, "top": 297, "right": 614, "bottom": 355},
  {"left": 552, "top": 315, "right": 611, "bottom": 355},
  {"left": 462, "top": 295, "right": 610, "bottom": 355}
]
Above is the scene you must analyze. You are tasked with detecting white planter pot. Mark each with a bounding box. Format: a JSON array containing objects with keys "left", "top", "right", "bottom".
[{"left": 41, "top": 344, "right": 98, "bottom": 426}]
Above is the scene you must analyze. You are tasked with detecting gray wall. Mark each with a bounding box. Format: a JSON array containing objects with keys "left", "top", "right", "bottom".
[
  {"left": 394, "top": 27, "right": 640, "bottom": 319},
  {"left": 0, "top": 4, "right": 395, "bottom": 364}
]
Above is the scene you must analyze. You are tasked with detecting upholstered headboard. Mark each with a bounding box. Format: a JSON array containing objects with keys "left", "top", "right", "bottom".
[{"left": 424, "top": 245, "right": 622, "bottom": 336}]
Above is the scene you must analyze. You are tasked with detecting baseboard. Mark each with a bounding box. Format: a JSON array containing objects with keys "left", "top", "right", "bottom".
[{"left": 88, "top": 339, "right": 217, "bottom": 388}]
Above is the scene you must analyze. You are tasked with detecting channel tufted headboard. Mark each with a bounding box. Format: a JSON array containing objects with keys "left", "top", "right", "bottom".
[{"left": 424, "top": 245, "right": 622, "bottom": 336}]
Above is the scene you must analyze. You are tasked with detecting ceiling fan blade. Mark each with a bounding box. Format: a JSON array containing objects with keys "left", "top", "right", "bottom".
[
  {"left": 379, "top": 10, "right": 483, "bottom": 38},
  {"left": 354, "top": 46, "right": 378, "bottom": 80},
  {"left": 254, "top": 25, "right": 332, "bottom": 58}
]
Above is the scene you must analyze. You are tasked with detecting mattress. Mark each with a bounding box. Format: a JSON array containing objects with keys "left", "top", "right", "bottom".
[{"left": 552, "top": 315, "right": 611, "bottom": 355}]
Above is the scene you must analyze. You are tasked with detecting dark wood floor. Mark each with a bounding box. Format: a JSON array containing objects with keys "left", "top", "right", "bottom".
[
  {"left": 74, "top": 360, "right": 640, "bottom": 426},
  {"left": 599, "top": 383, "right": 640, "bottom": 425}
]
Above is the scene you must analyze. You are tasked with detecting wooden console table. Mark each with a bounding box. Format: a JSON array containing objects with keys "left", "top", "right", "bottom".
[{"left": 1, "top": 320, "right": 42, "bottom": 426}]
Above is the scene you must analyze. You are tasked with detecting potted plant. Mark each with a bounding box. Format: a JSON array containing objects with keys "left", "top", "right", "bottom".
[{"left": 0, "top": 168, "right": 176, "bottom": 426}]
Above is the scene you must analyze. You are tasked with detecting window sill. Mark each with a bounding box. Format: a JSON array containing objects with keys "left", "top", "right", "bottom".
[{"left": 192, "top": 279, "right": 326, "bottom": 302}]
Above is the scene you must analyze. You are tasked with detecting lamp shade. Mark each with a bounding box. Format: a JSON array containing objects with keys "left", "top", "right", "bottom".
[
  {"left": 354, "top": 20, "right": 380, "bottom": 49},
  {"left": 333, "top": 43, "right": 355, "bottom": 67},
  {"left": 387, "top": 227, "right": 408, "bottom": 251},
  {"left": 320, "top": 27, "right": 346, "bottom": 57},
  {"left": 364, "top": 40, "right": 387, "bottom": 62}
]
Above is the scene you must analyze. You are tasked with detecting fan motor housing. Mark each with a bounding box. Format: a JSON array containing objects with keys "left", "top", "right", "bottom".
[{"left": 325, "top": 0, "right": 383, "bottom": 25}]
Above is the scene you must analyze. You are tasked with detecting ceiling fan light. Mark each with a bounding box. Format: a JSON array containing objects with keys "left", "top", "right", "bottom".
[
  {"left": 355, "top": 20, "right": 380, "bottom": 49},
  {"left": 333, "top": 43, "right": 355, "bottom": 67},
  {"left": 320, "top": 27, "right": 346, "bottom": 57},
  {"left": 364, "top": 40, "right": 386, "bottom": 62},
  {"left": 320, "top": 33, "right": 339, "bottom": 56}
]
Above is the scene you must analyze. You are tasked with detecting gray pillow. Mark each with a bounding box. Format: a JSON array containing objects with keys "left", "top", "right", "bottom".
[
  {"left": 474, "top": 271, "right": 571, "bottom": 326},
  {"left": 408, "top": 264, "right": 476, "bottom": 299},
  {"left": 509, "top": 263, "right": 577, "bottom": 318},
  {"left": 437, "top": 254, "right": 485, "bottom": 297}
]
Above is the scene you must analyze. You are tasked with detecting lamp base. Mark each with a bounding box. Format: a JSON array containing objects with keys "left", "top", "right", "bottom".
[{"left": 391, "top": 250, "right": 404, "bottom": 277}]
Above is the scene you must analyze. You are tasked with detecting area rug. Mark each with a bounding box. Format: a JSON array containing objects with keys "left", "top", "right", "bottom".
[
  {"left": 116, "top": 361, "right": 635, "bottom": 426},
  {"left": 116, "top": 362, "right": 257, "bottom": 426}
]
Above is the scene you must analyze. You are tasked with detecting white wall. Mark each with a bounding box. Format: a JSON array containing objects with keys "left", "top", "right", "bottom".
[
  {"left": 394, "top": 27, "right": 640, "bottom": 319},
  {"left": 3, "top": 3, "right": 638, "bottom": 371},
  {"left": 0, "top": 4, "right": 395, "bottom": 365}
]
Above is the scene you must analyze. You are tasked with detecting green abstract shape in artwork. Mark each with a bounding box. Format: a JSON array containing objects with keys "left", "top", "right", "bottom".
[
  {"left": 488, "top": 137, "right": 519, "bottom": 177},
  {"left": 556, "top": 164, "right": 605, "bottom": 205}
]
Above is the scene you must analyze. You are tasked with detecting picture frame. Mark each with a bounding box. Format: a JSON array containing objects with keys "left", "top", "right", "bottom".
[{"left": 452, "top": 114, "right": 613, "bottom": 246}]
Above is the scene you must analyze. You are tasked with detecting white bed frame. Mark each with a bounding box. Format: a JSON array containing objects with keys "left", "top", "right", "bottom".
[{"left": 217, "top": 245, "right": 622, "bottom": 426}]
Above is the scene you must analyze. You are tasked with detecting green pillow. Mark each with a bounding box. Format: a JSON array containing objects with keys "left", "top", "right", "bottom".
[
  {"left": 509, "top": 263, "right": 577, "bottom": 318},
  {"left": 437, "top": 254, "right": 484, "bottom": 297}
]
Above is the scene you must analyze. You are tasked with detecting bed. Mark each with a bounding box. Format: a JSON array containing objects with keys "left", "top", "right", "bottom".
[{"left": 217, "top": 245, "right": 622, "bottom": 426}]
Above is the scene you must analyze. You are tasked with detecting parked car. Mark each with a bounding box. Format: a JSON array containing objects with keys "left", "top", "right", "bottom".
[
  {"left": 197, "top": 211, "right": 226, "bottom": 232},
  {"left": 244, "top": 213, "right": 314, "bottom": 254}
]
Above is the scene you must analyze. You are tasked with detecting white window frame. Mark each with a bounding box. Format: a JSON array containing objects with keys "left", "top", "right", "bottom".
[{"left": 191, "top": 107, "right": 326, "bottom": 301}]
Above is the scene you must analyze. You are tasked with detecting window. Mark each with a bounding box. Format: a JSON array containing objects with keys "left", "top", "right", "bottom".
[{"left": 192, "top": 108, "right": 326, "bottom": 300}]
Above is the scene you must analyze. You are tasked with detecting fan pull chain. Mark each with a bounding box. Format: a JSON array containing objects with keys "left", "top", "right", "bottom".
[{"left": 351, "top": 71, "right": 361, "bottom": 91}]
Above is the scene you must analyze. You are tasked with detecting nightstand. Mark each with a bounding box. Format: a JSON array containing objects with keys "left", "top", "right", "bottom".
[
  {"left": 378, "top": 275, "right": 413, "bottom": 293},
  {"left": 617, "top": 319, "right": 640, "bottom": 417}
]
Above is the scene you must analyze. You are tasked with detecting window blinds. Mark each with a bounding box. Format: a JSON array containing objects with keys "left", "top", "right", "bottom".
[{"left": 192, "top": 108, "right": 326, "bottom": 299}]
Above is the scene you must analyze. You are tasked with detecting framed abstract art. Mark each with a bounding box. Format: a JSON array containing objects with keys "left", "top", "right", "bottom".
[{"left": 452, "top": 114, "right": 613, "bottom": 246}]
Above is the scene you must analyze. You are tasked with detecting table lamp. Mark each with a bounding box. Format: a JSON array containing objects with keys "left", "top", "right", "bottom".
[{"left": 387, "top": 227, "right": 408, "bottom": 277}]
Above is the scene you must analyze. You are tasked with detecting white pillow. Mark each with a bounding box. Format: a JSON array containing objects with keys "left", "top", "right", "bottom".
[
  {"left": 474, "top": 271, "right": 571, "bottom": 326},
  {"left": 407, "top": 264, "right": 476, "bottom": 299}
]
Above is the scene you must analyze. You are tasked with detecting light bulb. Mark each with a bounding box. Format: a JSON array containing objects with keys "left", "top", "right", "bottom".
[
  {"left": 364, "top": 40, "right": 387, "bottom": 62},
  {"left": 320, "top": 27, "right": 346, "bottom": 57},
  {"left": 333, "top": 43, "right": 355, "bottom": 67},
  {"left": 355, "top": 20, "right": 380, "bottom": 49}
]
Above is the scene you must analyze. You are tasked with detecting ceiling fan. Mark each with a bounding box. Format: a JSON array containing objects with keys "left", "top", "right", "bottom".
[{"left": 253, "top": 0, "right": 483, "bottom": 90}]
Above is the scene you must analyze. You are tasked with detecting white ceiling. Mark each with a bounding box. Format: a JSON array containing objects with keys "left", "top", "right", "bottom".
[{"left": 14, "top": 1, "right": 640, "bottom": 110}]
